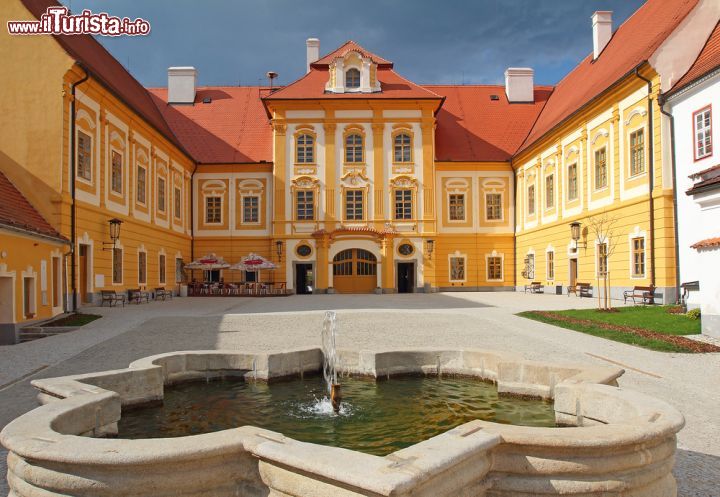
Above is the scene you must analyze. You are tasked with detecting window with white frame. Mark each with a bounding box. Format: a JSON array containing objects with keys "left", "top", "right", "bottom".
[
  {"left": 694, "top": 107, "right": 712, "bottom": 160},
  {"left": 486, "top": 193, "right": 502, "bottom": 220},
  {"left": 111, "top": 150, "right": 123, "bottom": 194},
  {"left": 205, "top": 196, "right": 222, "bottom": 224},
  {"left": 594, "top": 147, "right": 607, "bottom": 189},
  {"left": 296, "top": 190, "right": 315, "bottom": 221},
  {"left": 487, "top": 256, "right": 503, "bottom": 281},
  {"left": 629, "top": 129, "right": 645, "bottom": 176},
  {"left": 77, "top": 131, "right": 92, "bottom": 181},
  {"left": 631, "top": 237, "right": 645, "bottom": 277},
  {"left": 242, "top": 196, "right": 259, "bottom": 223},
  {"left": 345, "top": 189, "right": 364, "bottom": 220},
  {"left": 393, "top": 133, "right": 412, "bottom": 163},
  {"left": 345, "top": 133, "right": 363, "bottom": 163},
  {"left": 449, "top": 256, "right": 466, "bottom": 282},
  {"left": 527, "top": 185, "right": 535, "bottom": 215},
  {"left": 157, "top": 177, "right": 166, "bottom": 212},
  {"left": 346, "top": 68, "right": 360, "bottom": 89},
  {"left": 296, "top": 134, "right": 315, "bottom": 163},
  {"left": 174, "top": 186, "right": 181, "bottom": 219},
  {"left": 567, "top": 163, "right": 578, "bottom": 200},
  {"left": 547, "top": 251, "right": 554, "bottom": 280},
  {"left": 545, "top": 174, "right": 554, "bottom": 209},
  {"left": 394, "top": 189, "right": 412, "bottom": 220},
  {"left": 449, "top": 194, "right": 465, "bottom": 221},
  {"left": 136, "top": 165, "right": 147, "bottom": 204},
  {"left": 138, "top": 251, "right": 147, "bottom": 285},
  {"left": 159, "top": 254, "right": 166, "bottom": 285}
]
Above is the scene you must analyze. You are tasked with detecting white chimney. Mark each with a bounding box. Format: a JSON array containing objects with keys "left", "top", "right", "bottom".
[
  {"left": 592, "top": 11, "right": 613, "bottom": 60},
  {"left": 306, "top": 38, "right": 320, "bottom": 73},
  {"left": 504, "top": 68, "right": 534, "bottom": 103},
  {"left": 167, "top": 66, "right": 197, "bottom": 104}
]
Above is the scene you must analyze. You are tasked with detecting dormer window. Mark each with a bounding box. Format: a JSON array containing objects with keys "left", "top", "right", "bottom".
[{"left": 346, "top": 68, "right": 360, "bottom": 89}]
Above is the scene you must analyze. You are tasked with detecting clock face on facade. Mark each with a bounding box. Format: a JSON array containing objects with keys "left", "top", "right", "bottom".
[
  {"left": 296, "top": 244, "right": 312, "bottom": 257},
  {"left": 398, "top": 243, "right": 414, "bottom": 256}
]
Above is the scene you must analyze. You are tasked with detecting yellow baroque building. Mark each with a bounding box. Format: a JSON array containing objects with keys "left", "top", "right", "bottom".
[{"left": 1, "top": 0, "right": 718, "bottom": 342}]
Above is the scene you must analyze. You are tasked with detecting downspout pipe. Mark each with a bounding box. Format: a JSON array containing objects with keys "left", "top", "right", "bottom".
[
  {"left": 634, "top": 69, "right": 656, "bottom": 290},
  {"left": 511, "top": 162, "right": 517, "bottom": 290},
  {"left": 69, "top": 65, "right": 89, "bottom": 312},
  {"left": 658, "top": 94, "right": 681, "bottom": 303},
  {"left": 190, "top": 161, "right": 198, "bottom": 282}
]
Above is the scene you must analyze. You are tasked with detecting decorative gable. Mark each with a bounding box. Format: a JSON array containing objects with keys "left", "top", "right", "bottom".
[{"left": 325, "top": 51, "right": 381, "bottom": 94}]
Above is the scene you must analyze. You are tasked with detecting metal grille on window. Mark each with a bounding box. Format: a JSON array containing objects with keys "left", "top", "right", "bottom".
[
  {"left": 243, "top": 196, "right": 259, "bottom": 223},
  {"left": 345, "top": 190, "right": 363, "bottom": 220},
  {"left": 345, "top": 133, "right": 363, "bottom": 163},
  {"left": 394, "top": 189, "right": 412, "bottom": 220},
  {"left": 296, "top": 190, "right": 314, "bottom": 220}
]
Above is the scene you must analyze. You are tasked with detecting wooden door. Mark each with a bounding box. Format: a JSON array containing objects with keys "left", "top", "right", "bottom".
[
  {"left": 569, "top": 258, "right": 578, "bottom": 286},
  {"left": 333, "top": 249, "right": 377, "bottom": 294}
]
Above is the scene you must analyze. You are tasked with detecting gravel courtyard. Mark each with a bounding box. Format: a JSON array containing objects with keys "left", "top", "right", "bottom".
[{"left": 1, "top": 292, "right": 718, "bottom": 496}]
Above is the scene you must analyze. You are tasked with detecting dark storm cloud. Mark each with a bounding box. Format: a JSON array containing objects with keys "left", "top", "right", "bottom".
[{"left": 60, "top": 0, "right": 645, "bottom": 87}]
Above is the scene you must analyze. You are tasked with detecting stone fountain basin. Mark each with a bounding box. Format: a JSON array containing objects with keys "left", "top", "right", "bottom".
[{"left": 1, "top": 348, "right": 684, "bottom": 497}]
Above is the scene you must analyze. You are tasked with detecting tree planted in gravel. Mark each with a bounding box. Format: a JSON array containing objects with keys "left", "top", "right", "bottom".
[{"left": 587, "top": 212, "right": 622, "bottom": 310}]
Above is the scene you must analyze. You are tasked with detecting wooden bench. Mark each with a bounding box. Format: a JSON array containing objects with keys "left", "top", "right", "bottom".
[
  {"left": 100, "top": 290, "right": 126, "bottom": 307},
  {"left": 568, "top": 283, "right": 592, "bottom": 298},
  {"left": 524, "top": 282, "right": 544, "bottom": 294},
  {"left": 154, "top": 287, "right": 173, "bottom": 301},
  {"left": 624, "top": 285, "right": 655, "bottom": 305},
  {"left": 128, "top": 289, "right": 150, "bottom": 304}
]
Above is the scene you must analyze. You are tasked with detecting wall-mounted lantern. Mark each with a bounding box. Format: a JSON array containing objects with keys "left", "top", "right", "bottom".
[
  {"left": 570, "top": 221, "right": 586, "bottom": 249},
  {"left": 426, "top": 239, "right": 435, "bottom": 258},
  {"left": 275, "top": 240, "right": 284, "bottom": 262},
  {"left": 102, "top": 218, "right": 123, "bottom": 251}
]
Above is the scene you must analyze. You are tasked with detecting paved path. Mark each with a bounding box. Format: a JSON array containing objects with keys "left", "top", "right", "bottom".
[{"left": 1, "top": 293, "right": 718, "bottom": 496}]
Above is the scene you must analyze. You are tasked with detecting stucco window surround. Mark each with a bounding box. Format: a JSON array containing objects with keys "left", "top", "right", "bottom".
[
  {"left": 201, "top": 180, "right": 226, "bottom": 226},
  {"left": 392, "top": 126, "right": 414, "bottom": 165},
  {"left": 156, "top": 163, "right": 168, "bottom": 215},
  {"left": 483, "top": 178, "right": 505, "bottom": 223},
  {"left": 75, "top": 114, "right": 95, "bottom": 185},
  {"left": 625, "top": 121, "right": 648, "bottom": 181},
  {"left": 343, "top": 125, "right": 366, "bottom": 165},
  {"left": 591, "top": 129, "right": 610, "bottom": 192},
  {"left": 325, "top": 50, "right": 380, "bottom": 94},
  {"left": 693, "top": 105, "right": 713, "bottom": 161},
  {"left": 172, "top": 171, "right": 183, "bottom": 222},
  {"left": 544, "top": 169, "right": 556, "bottom": 210},
  {"left": 238, "top": 179, "right": 264, "bottom": 226},
  {"left": 546, "top": 245, "right": 555, "bottom": 281},
  {"left": 294, "top": 126, "right": 317, "bottom": 165},
  {"left": 448, "top": 251, "right": 467, "bottom": 283},
  {"left": 343, "top": 188, "right": 367, "bottom": 222},
  {"left": 158, "top": 249, "right": 167, "bottom": 285},
  {"left": 628, "top": 226, "right": 648, "bottom": 279},
  {"left": 137, "top": 245, "right": 147, "bottom": 286},
  {"left": 390, "top": 175, "right": 418, "bottom": 222},
  {"left": 345, "top": 68, "right": 360, "bottom": 89},
  {"left": 294, "top": 240, "right": 314, "bottom": 260},
  {"left": 445, "top": 178, "right": 469, "bottom": 224},
  {"left": 109, "top": 149, "right": 123, "bottom": 196},
  {"left": 486, "top": 251, "right": 504, "bottom": 282},
  {"left": 135, "top": 147, "right": 150, "bottom": 207},
  {"left": 291, "top": 176, "right": 320, "bottom": 222}
]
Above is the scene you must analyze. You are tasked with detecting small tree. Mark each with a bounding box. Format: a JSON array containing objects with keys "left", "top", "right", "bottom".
[{"left": 587, "top": 212, "right": 621, "bottom": 310}]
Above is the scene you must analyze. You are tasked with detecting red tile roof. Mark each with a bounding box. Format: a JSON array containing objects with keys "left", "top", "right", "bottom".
[
  {"left": 148, "top": 87, "right": 273, "bottom": 164},
  {"left": 0, "top": 171, "right": 67, "bottom": 242},
  {"left": 691, "top": 237, "right": 720, "bottom": 249},
  {"left": 263, "top": 66, "right": 443, "bottom": 101},
  {"left": 313, "top": 41, "right": 392, "bottom": 67},
  {"left": 669, "top": 21, "right": 720, "bottom": 95},
  {"left": 429, "top": 85, "right": 553, "bottom": 162},
  {"left": 686, "top": 173, "right": 720, "bottom": 195},
  {"left": 20, "top": 0, "right": 190, "bottom": 159},
  {"left": 517, "top": 0, "right": 699, "bottom": 155}
]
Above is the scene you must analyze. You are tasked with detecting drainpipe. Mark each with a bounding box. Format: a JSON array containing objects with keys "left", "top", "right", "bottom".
[
  {"left": 190, "top": 161, "right": 198, "bottom": 283},
  {"left": 511, "top": 161, "right": 517, "bottom": 290},
  {"left": 658, "top": 94, "right": 681, "bottom": 303},
  {"left": 634, "top": 69, "right": 656, "bottom": 290},
  {"left": 69, "top": 65, "right": 90, "bottom": 312}
]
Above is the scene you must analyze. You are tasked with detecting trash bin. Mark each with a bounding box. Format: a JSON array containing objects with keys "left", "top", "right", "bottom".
[
  {"left": 556, "top": 285, "right": 563, "bottom": 295},
  {"left": 179, "top": 284, "right": 188, "bottom": 297}
]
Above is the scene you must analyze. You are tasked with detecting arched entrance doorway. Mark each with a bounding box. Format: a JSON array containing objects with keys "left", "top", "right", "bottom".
[{"left": 333, "top": 249, "right": 377, "bottom": 294}]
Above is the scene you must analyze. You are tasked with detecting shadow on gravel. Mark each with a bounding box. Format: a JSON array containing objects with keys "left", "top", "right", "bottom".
[{"left": 674, "top": 448, "right": 720, "bottom": 497}]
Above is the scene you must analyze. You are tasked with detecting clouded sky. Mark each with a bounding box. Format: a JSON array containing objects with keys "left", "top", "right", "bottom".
[{"left": 59, "top": 0, "right": 645, "bottom": 88}]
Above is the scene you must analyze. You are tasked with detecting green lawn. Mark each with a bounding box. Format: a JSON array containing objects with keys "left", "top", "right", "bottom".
[
  {"left": 546, "top": 306, "right": 700, "bottom": 335},
  {"left": 517, "top": 306, "right": 702, "bottom": 353},
  {"left": 44, "top": 313, "right": 101, "bottom": 327}
]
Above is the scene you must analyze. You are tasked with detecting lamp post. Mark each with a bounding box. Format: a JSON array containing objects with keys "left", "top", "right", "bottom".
[
  {"left": 102, "top": 218, "right": 123, "bottom": 250},
  {"left": 275, "top": 240, "right": 284, "bottom": 262},
  {"left": 570, "top": 221, "right": 586, "bottom": 249}
]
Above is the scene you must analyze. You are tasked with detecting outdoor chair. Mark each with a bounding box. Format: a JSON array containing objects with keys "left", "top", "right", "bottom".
[
  {"left": 100, "top": 290, "right": 126, "bottom": 307},
  {"left": 128, "top": 289, "right": 150, "bottom": 304},
  {"left": 154, "top": 287, "right": 172, "bottom": 301}
]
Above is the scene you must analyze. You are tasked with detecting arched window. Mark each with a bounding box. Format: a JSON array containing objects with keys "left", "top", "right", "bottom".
[
  {"left": 296, "top": 133, "right": 314, "bottom": 163},
  {"left": 394, "top": 133, "right": 412, "bottom": 163},
  {"left": 345, "top": 133, "right": 363, "bottom": 163},
  {"left": 345, "top": 68, "right": 360, "bottom": 88}
]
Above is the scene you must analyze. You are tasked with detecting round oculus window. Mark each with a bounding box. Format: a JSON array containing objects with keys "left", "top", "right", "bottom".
[
  {"left": 398, "top": 243, "right": 414, "bottom": 256},
  {"left": 296, "top": 244, "right": 312, "bottom": 257}
]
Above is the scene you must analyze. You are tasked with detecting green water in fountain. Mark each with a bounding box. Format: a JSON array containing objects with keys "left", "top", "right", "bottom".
[{"left": 117, "top": 375, "right": 557, "bottom": 456}]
